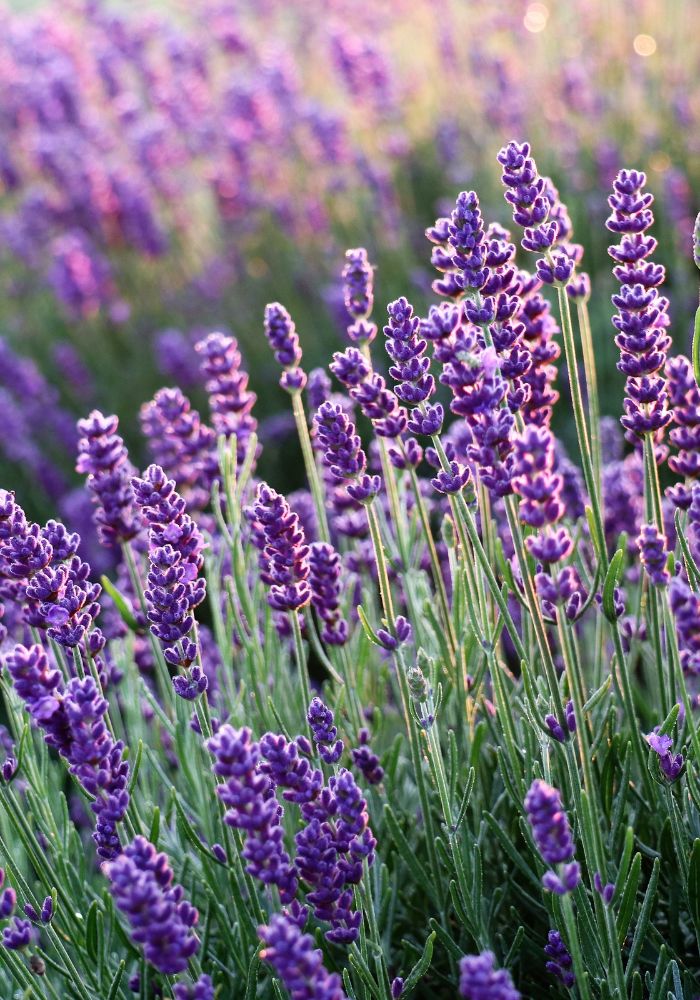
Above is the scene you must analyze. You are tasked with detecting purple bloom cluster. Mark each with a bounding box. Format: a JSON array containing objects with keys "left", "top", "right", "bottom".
[
  {"left": 606, "top": 169, "right": 671, "bottom": 443},
  {"left": 259, "top": 913, "right": 347, "bottom": 1000},
  {"left": 207, "top": 725, "right": 297, "bottom": 901},
  {"left": 524, "top": 779, "right": 580, "bottom": 894},
  {"left": 646, "top": 731, "right": 683, "bottom": 782},
  {"left": 314, "top": 400, "right": 381, "bottom": 504},
  {"left": 343, "top": 248, "right": 377, "bottom": 345},
  {"left": 295, "top": 767, "right": 376, "bottom": 943},
  {"left": 351, "top": 729, "right": 384, "bottom": 785},
  {"left": 383, "top": 297, "right": 443, "bottom": 434},
  {"left": 670, "top": 575, "right": 700, "bottom": 677},
  {"left": 252, "top": 484, "right": 311, "bottom": 613},
  {"left": 307, "top": 697, "right": 344, "bottom": 764},
  {"left": 309, "top": 542, "right": 348, "bottom": 645},
  {"left": 637, "top": 523, "right": 669, "bottom": 587},
  {"left": 106, "top": 836, "right": 199, "bottom": 975},
  {"left": 459, "top": 951, "right": 520, "bottom": 1000},
  {"left": 173, "top": 975, "right": 215, "bottom": 1000},
  {"left": 545, "top": 700, "right": 576, "bottom": 743},
  {"left": 196, "top": 331, "right": 257, "bottom": 465},
  {"left": 264, "top": 302, "right": 306, "bottom": 392},
  {"left": 512, "top": 427, "right": 582, "bottom": 613},
  {"left": 497, "top": 141, "right": 575, "bottom": 286},
  {"left": 515, "top": 269, "right": 561, "bottom": 427},
  {"left": 132, "top": 465, "right": 207, "bottom": 672},
  {"left": 76, "top": 411, "right": 140, "bottom": 547},
  {"left": 5, "top": 644, "right": 129, "bottom": 859},
  {"left": 666, "top": 354, "right": 700, "bottom": 508},
  {"left": 140, "top": 387, "right": 217, "bottom": 511},
  {"left": 545, "top": 930, "right": 574, "bottom": 988}
]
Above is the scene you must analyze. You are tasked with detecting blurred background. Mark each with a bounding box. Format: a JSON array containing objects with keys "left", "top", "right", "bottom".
[{"left": 0, "top": 0, "right": 697, "bottom": 551}]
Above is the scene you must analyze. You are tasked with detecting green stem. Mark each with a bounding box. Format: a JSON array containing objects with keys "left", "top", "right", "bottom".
[{"left": 291, "top": 390, "right": 331, "bottom": 543}]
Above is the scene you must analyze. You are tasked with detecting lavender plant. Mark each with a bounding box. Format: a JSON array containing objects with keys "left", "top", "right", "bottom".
[{"left": 0, "top": 145, "right": 700, "bottom": 1000}]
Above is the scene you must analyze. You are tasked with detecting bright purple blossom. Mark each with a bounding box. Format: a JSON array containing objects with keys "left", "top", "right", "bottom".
[
  {"left": 307, "top": 697, "right": 344, "bottom": 764},
  {"left": 196, "top": 331, "right": 257, "bottom": 465},
  {"left": 207, "top": 725, "right": 297, "bottom": 901},
  {"left": 106, "top": 837, "right": 199, "bottom": 975},
  {"left": 259, "top": 913, "right": 347, "bottom": 1000},
  {"left": 343, "top": 248, "right": 377, "bottom": 345},
  {"left": 525, "top": 779, "right": 580, "bottom": 894},
  {"left": 646, "top": 730, "right": 684, "bottom": 782},
  {"left": 545, "top": 930, "right": 574, "bottom": 988},
  {"left": 76, "top": 411, "right": 140, "bottom": 547},
  {"left": 459, "top": 951, "right": 520, "bottom": 1000},
  {"left": 253, "top": 484, "right": 310, "bottom": 612},
  {"left": 637, "top": 523, "right": 669, "bottom": 587}
]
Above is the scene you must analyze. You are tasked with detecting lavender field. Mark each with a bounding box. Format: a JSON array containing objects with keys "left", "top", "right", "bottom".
[{"left": 0, "top": 1, "right": 699, "bottom": 997}]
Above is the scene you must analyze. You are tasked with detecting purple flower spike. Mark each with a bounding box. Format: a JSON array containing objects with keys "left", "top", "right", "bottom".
[
  {"left": 314, "top": 402, "right": 379, "bottom": 506},
  {"left": 669, "top": 575, "right": 700, "bottom": 677},
  {"left": 0, "top": 888, "right": 16, "bottom": 918},
  {"left": 606, "top": 169, "right": 671, "bottom": 444},
  {"left": 545, "top": 930, "right": 574, "bottom": 988},
  {"left": 106, "top": 837, "right": 199, "bottom": 975},
  {"left": 2, "top": 917, "right": 32, "bottom": 951},
  {"left": 173, "top": 975, "right": 215, "bottom": 1000},
  {"left": 207, "top": 725, "right": 297, "bottom": 901},
  {"left": 253, "top": 484, "right": 311, "bottom": 612},
  {"left": 307, "top": 697, "right": 344, "bottom": 764},
  {"left": 196, "top": 331, "right": 257, "bottom": 464},
  {"left": 459, "top": 950, "right": 521, "bottom": 1000},
  {"left": 343, "top": 248, "right": 378, "bottom": 345},
  {"left": 637, "top": 523, "right": 669, "bottom": 587},
  {"left": 76, "top": 411, "right": 140, "bottom": 547},
  {"left": 352, "top": 729, "right": 384, "bottom": 785},
  {"left": 593, "top": 873, "right": 615, "bottom": 905},
  {"left": 666, "top": 354, "right": 700, "bottom": 508},
  {"left": 646, "top": 730, "right": 684, "bottom": 782},
  {"left": 383, "top": 297, "right": 435, "bottom": 408},
  {"left": 264, "top": 302, "right": 305, "bottom": 388},
  {"left": 525, "top": 779, "right": 580, "bottom": 894},
  {"left": 512, "top": 426, "right": 572, "bottom": 565},
  {"left": 309, "top": 542, "right": 348, "bottom": 645},
  {"left": 259, "top": 913, "right": 347, "bottom": 1000}
]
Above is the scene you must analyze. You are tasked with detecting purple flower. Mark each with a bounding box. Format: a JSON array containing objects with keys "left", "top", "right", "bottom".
[
  {"left": 515, "top": 270, "right": 561, "bottom": 427},
  {"left": 106, "top": 837, "right": 199, "bottom": 975},
  {"left": 459, "top": 951, "right": 520, "bottom": 1000},
  {"left": 76, "top": 411, "right": 140, "bottom": 547},
  {"left": 133, "top": 466, "right": 206, "bottom": 668},
  {"left": 343, "top": 248, "right": 377, "bottom": 345},
  {"left": 173, "top": 975, "right": 215, "bottom": 1000},
  {"left": 545, "top": 700, "right": 576, "bottom": 743},
  {"left": 646, "top": 730, "right": 684, "bottom": 782},
  {"left": 593, "top": 873, "right": 615, "bottom": 905},
  {"left": 309, "top": 542, "right": 348, "bottom": 646},
  {"left": 314, "top": 401, "right": 380, "bottom": 504},
  {"left": 512, "top": 426, "right": 572, "bottom": 564},
  {"left": 384, "top": 297, "right": 436, "bottom": 412},
  {"left": 606, "top": 170, "right": 671, "bottom": 442},
  {"left": 666, "top": 354, "right": 700, "bottom": 508},
  {"left": 253, "top": 484, "right": 311, "bottom": 612},
  {"left": 207, "top": 725, "right": 297, "bottom": 901},
  {"left": 670, "top": 575, "right": 700, "bottom": 676},
  {"left": 637, "top": 523, "right": 669, "bottom": 587},
  {"left": 259, "top": 913, "right": 347, "bottom": 1000},
  {"left": 196, "top": 331, "right": 257, "bottom": 465},
  {"left": 544, "top": 930, "right": 574, "bottom": 988},
  {"left": 0, "top": 888, "right": 16, "bottom": 919},
  {"left": 264, "top": 302, "right": 305, "bottom": 388},
  {"left": 351, "top": 729, "right": 384, "bottom": 785},
  {"left": 330, "top": 347, "right": 371, "bottom": 389},
  {"left": 2, "top": 917, "right": 32, "bottom": 951},
  {"left": 307, "top": 697, "right": 344, "bottom": 764},
  {"left": 140, "top": 387, "right": 217, "bottom": 511},
  {"left": 525, "top": 779, "right": 580, "bottom": 894}
]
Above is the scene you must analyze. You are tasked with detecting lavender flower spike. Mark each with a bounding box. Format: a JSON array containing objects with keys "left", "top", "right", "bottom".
[
  {"left": 259, "top": 913, "right": 347, "bottom": 1000},
  {"left": 343, "top": 248, "right": 377, "bottom": 345},
  {"left": 253, "top": 484, "right": 311, "bottom": 612},
  {"left": 524, "top": 779, "right": 580, "bottom": 894},
  {"left": 106, "top": 837, "right": 199, "bottom": 975},
  {"left": 314, "top": 401, "right": 381, "bottom": 504},
  {"left": 264, "top": 302, "right": 306, "bottom": 392},
  {"left": 459, "top": 951, "right": 520, "bottom": 1000},
  {"left": 76, "top": 411, "right": 140, "bottom": 547}
]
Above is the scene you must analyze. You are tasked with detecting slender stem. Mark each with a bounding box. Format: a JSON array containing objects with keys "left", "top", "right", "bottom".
[
  {"left": 290, "top": 611, "right": 313, "bottom": 730},
  {"left": 576, "top": 298, "right": 602, "bottom": 494},
  {"left": 291, "top": 390, "right": 330, "bottom": 543}
]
